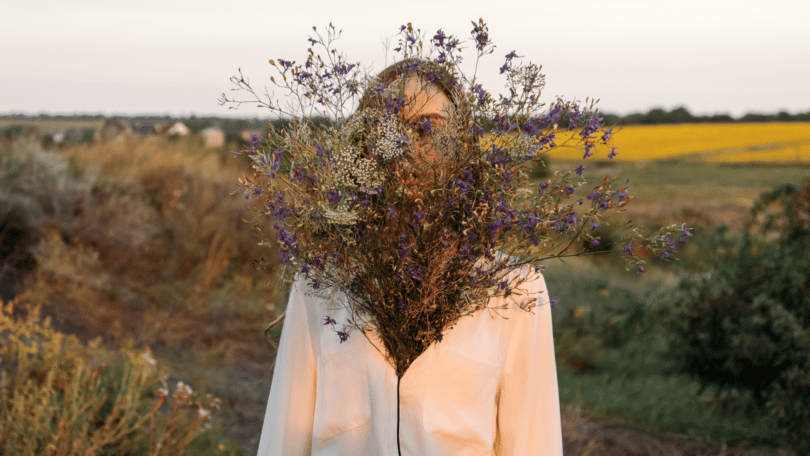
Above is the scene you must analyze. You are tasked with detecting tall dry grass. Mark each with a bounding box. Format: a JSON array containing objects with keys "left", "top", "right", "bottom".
[{"left": 1, "top": 133, "right": 282, "bottom": 365}]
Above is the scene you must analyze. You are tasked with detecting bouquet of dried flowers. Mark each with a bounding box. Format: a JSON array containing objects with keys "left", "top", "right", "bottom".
[{"left": 221, "top": 20, "right": 692, "bottom": 378}]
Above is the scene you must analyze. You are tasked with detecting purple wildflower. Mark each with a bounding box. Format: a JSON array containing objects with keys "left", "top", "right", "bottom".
[
  {"left": 435, "top": 333, "right": 444, "bottom": 342},
  {"left": 538, "top": 103, "right": 563, "bottom": 127},
  {"left": 579, "top": 115, "right": 603, "bottom": 140},
  {"left": 601, "top": 128, "right": 614, "bottom": 143},
  {"left": 636, "top": 263, "right": 646, "bottom": 276},
  {"left": 404, "top": 60, "right": 421, "bottom": 72},
  {"left": 589, "top": 238, "right": 600, "bottom": 249},
  {"left": 590, "top": 221, "right": 601, "bottom": 231},
  {"left": 583, "top": 143, "right": 594, "bottom": 159},
  {"left": 608, "top": 147, "right": 618, "bottom": 159},
  {"left": 575, "top": 165, "right": 585, "bottom": 176},
  {"left": 327, "top": 189, "right": 342, "bottom": 203},
  {"left": 473, "top": 27, "right": 489, "bottom": 51},
  {"left": 251, "top": 134, "right": 260, "bottom": 150},
  {"left": 539, "top": 181, "right": 549, "bottom": 196},
  {"left": 408, "top": 266, "right": 424, "bottom": 282},
  {"left": 411, "top": 210, "right": 425, "bottom": 231},
  {"left": 398, "top": 234, "right": 409, "bottom": 262},
  {"left": 623, "top": 241, "right": 635, "bottom": 255},
  {"left": 386, "top": 207, "right": 397, "bottom": 218},
  {"left": 419, "top": 118, "right": 432, "bottom": 134},
  {"left": 472, "top": 84, "right": 487, "bottom": 106},
  {"left": 568, "top": 105, "right": 583, "bottom": 128},
  {"left": 324, "top": 316, "right": 336, "bottom": 326},
  {"left": 432, "top": 29, "right": 446, "bottom": 47},
  {"left": 549, "top": 296, "right": 558, "bottom": 309},
  {"left": 338, "top": 331, "right": 349, "bottom": 343},
  {"left": 680, "top": 226, "right": 693, "bottom": 244}
]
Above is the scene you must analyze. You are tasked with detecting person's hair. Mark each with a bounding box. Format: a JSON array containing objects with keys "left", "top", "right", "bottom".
[{"left": 358, "top": 59, "right": 463, "bottom": 114}]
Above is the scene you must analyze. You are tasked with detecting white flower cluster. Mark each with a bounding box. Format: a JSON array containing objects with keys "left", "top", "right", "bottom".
[
  {"left": 372, "top": 115, "right": 407, "bottom": 161},
  {"left": 324, "top": 202, "right": 359, "bottom": 225},
  {"left": 329, "top": 143, "right": 384, "bottom": 190}
]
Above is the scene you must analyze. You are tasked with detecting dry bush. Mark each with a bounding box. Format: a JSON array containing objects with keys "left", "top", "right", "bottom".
[
  {"left": 1, "top": 133, "right": 281, "bottom": 363},
  {"left": 0, "top": 300, "right": 226, "bottom": 456}
]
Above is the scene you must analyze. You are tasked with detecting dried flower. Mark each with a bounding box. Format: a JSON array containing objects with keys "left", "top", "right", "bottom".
[{"left": 223, "top": 20, "right": 690, "bottom": 378}]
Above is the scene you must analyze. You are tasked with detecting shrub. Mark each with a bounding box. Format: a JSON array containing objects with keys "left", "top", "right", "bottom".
[
  {"left": 0, "top": 301, "right": 233, "bottom": 455},
  {"left": 555, "top": 305, "right": 604, "bottom": 373},
  {"left": 0, "top": 203, "right": 39, "bottom": 302},
  {"left": 664, "top": 177, "right": 810, "bottom": 454}
]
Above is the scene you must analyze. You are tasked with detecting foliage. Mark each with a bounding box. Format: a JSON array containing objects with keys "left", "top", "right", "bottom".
[
  {"left": 555, "top": 304, "right": 604, "bottom": 373},
  {"left": 0, "top": 203, "right": 39, "bottom": 303},
  {"left": 547, "top": 264, "right": 788, "bottom": 451},
  {"left": 664, "top": 178, "right": 810, "bottom": 454},
  {"left": 0, "top": 132, "right": 279, "bottom": 362},
  {"left": 222, "top": 21, "right": 690, "bottom": 377},
  {"left": 0, "top": 301, "right": 233, "bottom": 456}
]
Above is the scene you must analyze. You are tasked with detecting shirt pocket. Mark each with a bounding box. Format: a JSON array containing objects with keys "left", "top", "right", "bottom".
[
  {"left": 312, "top": 347, "right": 372, "bottom": 442},
  {"left": 423, "top": 346, "right": 501, "bottom": 453}
]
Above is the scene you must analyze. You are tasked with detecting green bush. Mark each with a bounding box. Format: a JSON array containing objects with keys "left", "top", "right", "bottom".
[
  {"left": 664, "top": 178, "right": 810, "bottom": 454},
  {"left": 555, "top": 304, "right": 604, "bottom": 373}
]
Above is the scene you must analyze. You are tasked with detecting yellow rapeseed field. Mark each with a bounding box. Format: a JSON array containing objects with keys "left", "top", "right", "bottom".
[{"left": 537, "top": 122, "right": 810, "bottom": 164}]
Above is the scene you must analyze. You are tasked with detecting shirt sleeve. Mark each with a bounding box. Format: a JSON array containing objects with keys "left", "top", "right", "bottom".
[
  {"left": 494, "top": 273, "right": 563, "bottom": 456},
  {"left": 256, "top": 279, "right": 317, "bottom": 456}
]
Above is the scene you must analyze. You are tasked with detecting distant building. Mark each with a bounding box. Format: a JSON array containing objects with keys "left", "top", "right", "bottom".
[
  {"left": 161, "top": 122, "right": 190, "bottom": 137},
  {"left": 201, "top": 126, "right": 225, "bottom": 148}
]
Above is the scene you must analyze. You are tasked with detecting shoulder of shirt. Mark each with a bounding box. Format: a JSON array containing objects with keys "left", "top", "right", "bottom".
[{"left": 293, "top": 273, "right": 333, "bottom": 301}]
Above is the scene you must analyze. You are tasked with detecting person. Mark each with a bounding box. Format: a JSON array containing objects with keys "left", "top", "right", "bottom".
[{"left": 256, "top": 60, "right": 563, "bottom": 456}]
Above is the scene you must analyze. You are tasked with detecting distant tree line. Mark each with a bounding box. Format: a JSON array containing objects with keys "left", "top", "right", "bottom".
[
  {"left": 2, "top": 107, "right": 809, "bottom": 140},
  {"left": 599, "top": 106, "right": 810, "bottom": 125}
]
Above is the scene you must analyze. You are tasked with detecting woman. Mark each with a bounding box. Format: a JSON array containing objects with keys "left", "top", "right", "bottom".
[{"left": 256, "top": 61, "right": 563, "bottom": 456}]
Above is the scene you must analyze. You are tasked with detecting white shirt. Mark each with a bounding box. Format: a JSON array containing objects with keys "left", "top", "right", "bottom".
[{"left": 256, "top": 269, "right": 563, "bottom": 456}]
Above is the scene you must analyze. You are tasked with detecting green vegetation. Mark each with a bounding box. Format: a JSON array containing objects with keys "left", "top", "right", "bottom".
[
  {"left": 546, "top": 179, "right": 810, "bottom": 455},
  {"left": 2, "top": 123, "right": 809, "bottom": 454}
]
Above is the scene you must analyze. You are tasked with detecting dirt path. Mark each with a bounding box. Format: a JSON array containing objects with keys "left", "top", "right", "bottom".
[{"left": 150, "top": 346, "right": 796, "bottom": 456}]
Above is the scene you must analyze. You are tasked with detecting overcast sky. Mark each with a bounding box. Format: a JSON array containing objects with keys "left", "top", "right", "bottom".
[{"left": 2, "top": 0, "right": 808, "bottom": 118}]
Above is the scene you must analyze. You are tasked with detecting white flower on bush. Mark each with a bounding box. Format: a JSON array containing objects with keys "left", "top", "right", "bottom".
[
  {"left": 324, "top": 203, "right": 358, "bottom": 225},
  {"left": 372, "top": 115, "right": 407, "bottom": 161},
  {"left": 330, "top": 143, "right": 383, "bottom": 190},
  {"left": 139, "top": 350, "right": 157, "bottom": 376}
]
